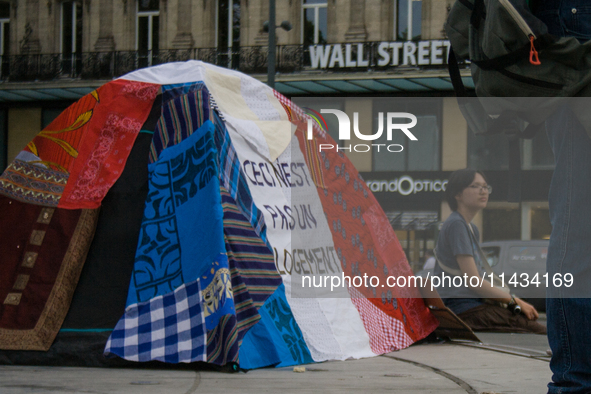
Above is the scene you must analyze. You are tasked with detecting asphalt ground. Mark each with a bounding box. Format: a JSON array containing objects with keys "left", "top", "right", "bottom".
[{"left": 0, "top": 323, "right": 553, "bottom": 394}]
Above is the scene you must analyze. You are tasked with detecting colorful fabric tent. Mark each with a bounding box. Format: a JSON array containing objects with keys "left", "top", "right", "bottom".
[{"left": 0, "top": 61, "right": 438, "bottom": 369}]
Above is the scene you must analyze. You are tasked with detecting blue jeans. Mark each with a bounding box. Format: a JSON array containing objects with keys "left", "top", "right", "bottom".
[
  {"left": 535, "top": 0, "right": 591, "bottom": 41},
  {"left": 545, "top": 106, "right": 591, "bottom": 394},
  {"left": 536, "top": 3, "right": 591, "bottom": 393}
]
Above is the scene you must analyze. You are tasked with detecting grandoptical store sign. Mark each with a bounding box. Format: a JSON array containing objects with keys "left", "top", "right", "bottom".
[
  {"left": 308, "top": 40, "right": 451, "bottom": 69},
  {"left": 365, "top": 175, "right": 448, "bottom": 196},
  {"left": 360, "top": 172, "right": 450, "bottom": 209}
]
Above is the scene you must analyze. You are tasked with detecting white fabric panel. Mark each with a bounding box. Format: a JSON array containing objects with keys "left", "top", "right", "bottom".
[
  {"left": 119, "top": 61, "right": 292, "bottom": 161},
  {"left": 227, "top": 126, "right": 374, "bottom": 361},
  {"left": 118, "top": 60, "right": 207, "bottom": 84},
  {"left": 221, "top": 114, "right": 272, "bottom": 162},
  {"left": 286, "top": 136, "right": 374, "bottom": 360}
]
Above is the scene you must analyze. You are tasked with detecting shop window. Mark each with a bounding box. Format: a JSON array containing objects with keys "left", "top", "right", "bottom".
[
  {"left": 302, "top": 0, "right": 327, "bottom": 46},
  {"left": 523, "top": 132, "right": 555, "bottom": 169},
  {"left": 217, "top": 0, "right": 240, "bottom": 68},
  {"left": 0, "top": 2, "right": 9, "bottom": 78},
  {"left": 390, "top": 211, "right": 439, "bottom": 272},
  {"left": 137, "top": 0, "right": 159, "bottom": 68},
  {"left": 61, "top": 1, "right": 82, "bottom": 75},
  {"left": 531, "top": 208, "right": 551, "bottom": 240},
  {"left": 468, "top": 131, "right": 555, "bottom": 171},
  {"left": 372, "top": 99, "right": 440, "bottom": 171},
  {"left": 483, "top": 208, "right": 521, "bottom": 241},
  {"left": 467, "top": 132, "right": 509, "bottom": 171},
  {"left": 397, "top": 0, "right": 422, "bottom": 41}
]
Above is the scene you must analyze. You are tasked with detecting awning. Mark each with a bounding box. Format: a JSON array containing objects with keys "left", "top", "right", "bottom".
[
  {"left": 0, "top": 80, "right": 101, "bottom": 103},
  {"left": 269, "top": 70, "right": 474, "bottom": 96},
  {"left": 0, "top": 70, "right": 473, "bottom": 102}
]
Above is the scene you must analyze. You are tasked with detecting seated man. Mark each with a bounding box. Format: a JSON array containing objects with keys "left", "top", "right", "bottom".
[{"left": 434, "top": 169, "right": 546, "bottom": 334}]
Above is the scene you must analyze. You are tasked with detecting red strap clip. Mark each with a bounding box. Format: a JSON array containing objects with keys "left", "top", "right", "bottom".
[{"left": 529, "top": 35, "right": 541, "bottom": 65}]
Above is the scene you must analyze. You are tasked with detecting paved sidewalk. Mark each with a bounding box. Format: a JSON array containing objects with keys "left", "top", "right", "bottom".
[{"left": 0, "top": 341, "right": 552, "bottom": 394}]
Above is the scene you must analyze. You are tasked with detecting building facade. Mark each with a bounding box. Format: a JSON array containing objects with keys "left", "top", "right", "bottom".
[{"left": 0, "top": 0, "right": 553, "bottom": 270}]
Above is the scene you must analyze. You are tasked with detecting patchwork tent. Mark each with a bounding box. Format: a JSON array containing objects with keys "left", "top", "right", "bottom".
[{"left": 0, "top": 61, "right": 438, "bottom": 369}]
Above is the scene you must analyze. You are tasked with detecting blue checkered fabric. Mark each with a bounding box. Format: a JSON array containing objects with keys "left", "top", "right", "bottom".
[
  {"left": 104, "top": 280, "right": 207, "bottom": 363},
  {"left": 212, "top": 110, "right": 270, "bottom": 248}
]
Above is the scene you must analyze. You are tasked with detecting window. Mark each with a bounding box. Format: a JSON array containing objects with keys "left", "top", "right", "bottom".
[
  {"left": 531, "top": 208, "right": 551, "bottom": 240},
  {"left": 216, "top": 0, "right": 240, "bottom": 68},
  {"left": 0, "top": 2, "right": 9, "bottom": 78},
  {"left": 302, "top": 0, "right": 327, "bottom": 46},
  {"left": 61, "top": 1, "right": 82, "bottom": 75},
  {"left": 468, "top": 131, "right": 555, "bottom": 170},
  {"left": 137, "top": 0, "right": 159, "bottom": 68},
  {"left": 483, "top": 208, "right": 521, "bottom": 241},
  {"left": 397, "top": 0, "right": 422, "bottom": 41},
  {"left": 523, "top": 132, "right": 555, "bottom": 169},
  {"left": 372, "top": 99, "right": 440, "bottom": 171},
  {"left": 468, "top": 132, "right": 509, "bottom": 171}
]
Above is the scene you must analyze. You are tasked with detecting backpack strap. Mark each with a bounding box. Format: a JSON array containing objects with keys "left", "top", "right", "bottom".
[
  {"left": 432, "top": 221, "right": 491, "bottom": 278},
  {"left": 433, "top": 219, "right": 509, "bottom": 292},
  {"left": 433, "top": 248, "right": 463, "bottom": 276},
  {"left": 470, "top": 0, "right": 485, "bottom": 29},
  {"left": 448, "top": 47, "right": 467, "bottom": 98},
  {"left": 465, "top": 222, "right": 510, "bottom": 292}
]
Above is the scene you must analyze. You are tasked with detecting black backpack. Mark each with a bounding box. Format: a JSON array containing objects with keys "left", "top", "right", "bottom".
[{"left": 445, "top": 0, "right": 591, "bottom": 200}]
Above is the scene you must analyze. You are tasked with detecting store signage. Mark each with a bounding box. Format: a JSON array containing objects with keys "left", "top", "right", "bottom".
[
  {"left": 365, "top": 176, "right": 448, "bottom": 196},
  {"left": 308, "top": 40, "right": 451, "bottom": 69}
]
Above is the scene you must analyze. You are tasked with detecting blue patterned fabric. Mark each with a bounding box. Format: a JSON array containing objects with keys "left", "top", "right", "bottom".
[
  {"left": 104, "top": 279, "right": 207, "bottom": 363},
  {"left": 238, "top": 284, "right": 314, "bottom": 369},
  {"left": 212, "top": 111, "right": 269, "bottom": 248},
  {"left": 126, "top": 120, "right": 226, "bottom": 306},
  {"left": 107, "top": 85, "right": 280, "bottom": 367}
]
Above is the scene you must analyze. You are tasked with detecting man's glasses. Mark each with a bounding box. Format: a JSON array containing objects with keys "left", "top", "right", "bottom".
[{"left": 468, "top": 184, "right": 493, "bottom": 194}]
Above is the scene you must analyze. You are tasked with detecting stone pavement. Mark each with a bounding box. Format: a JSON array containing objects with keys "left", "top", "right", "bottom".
[{"left": 0, "top": 337, "right": 552, "bottom": 394}]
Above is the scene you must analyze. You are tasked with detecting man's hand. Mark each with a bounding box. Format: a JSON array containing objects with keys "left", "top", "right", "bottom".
[{"left": 516, "top": 297, "right": 539, "bottom": 320}]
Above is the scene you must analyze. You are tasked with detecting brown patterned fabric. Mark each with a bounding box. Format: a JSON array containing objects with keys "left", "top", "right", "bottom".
[{"left": 0, "top": 196, "right": 99, "bottom": 350}]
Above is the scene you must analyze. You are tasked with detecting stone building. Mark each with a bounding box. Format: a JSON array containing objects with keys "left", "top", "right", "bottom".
[{"left": 0, "top": 0, "right": 553, "bottom": 267}]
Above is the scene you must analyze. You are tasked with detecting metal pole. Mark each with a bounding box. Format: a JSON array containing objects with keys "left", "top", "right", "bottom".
[
  {"left": 228, "top": 0, "right": 233, "bottom": 68},
  {"left": 407, "top": 0, "right": 412, "bottom": 41},
  {"left": 268, "top": 0, "right": 276, "bottom": 88}
]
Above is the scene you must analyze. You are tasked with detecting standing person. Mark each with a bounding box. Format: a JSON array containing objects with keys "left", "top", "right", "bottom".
[
  {"left": 434, "top": 169, "right": 546, "bottom": 334},
  {"left": 531, "top": 3, "right": 591, "bottom": 393}
]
